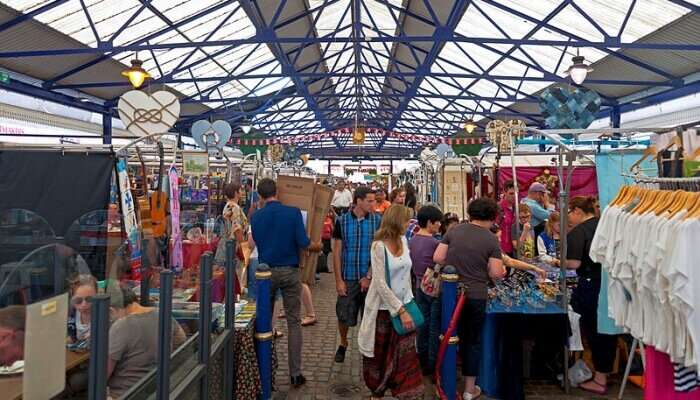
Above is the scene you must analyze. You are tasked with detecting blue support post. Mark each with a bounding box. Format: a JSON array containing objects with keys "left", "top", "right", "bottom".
[
  {"left": 156, "top": 270, "right": 173, "bottom": 400},
  {"left": 88, "top": 294, "right": 111, "bottom": 400},
  {"left": 440, "top": 265, "right": 459, "bottom": 400},
  {"left": 198, "top": 253, "right": 213, "bottom": 400},
  {"left": 224, "top": 240, "right": 236, "bottom": 400},
  {"left": 102, "top": 113, "right": 112, "bottom": 145},
  {"left": 255, "top": 264, "right": 273, "bottom": 400}
]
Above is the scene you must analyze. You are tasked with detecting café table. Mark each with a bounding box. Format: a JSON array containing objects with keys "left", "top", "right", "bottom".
[{"left": 0, "top": 349, "right": 90, "bottom": 400}]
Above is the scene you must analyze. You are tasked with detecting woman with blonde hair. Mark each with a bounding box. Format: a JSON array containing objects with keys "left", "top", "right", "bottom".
[{"left": 359, "top": 205, "right": 424, "bottom": 399}]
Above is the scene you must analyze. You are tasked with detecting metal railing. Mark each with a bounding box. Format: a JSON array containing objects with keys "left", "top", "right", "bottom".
[{"left": 86, "top": 240, "right": 238, "bottom": 400}]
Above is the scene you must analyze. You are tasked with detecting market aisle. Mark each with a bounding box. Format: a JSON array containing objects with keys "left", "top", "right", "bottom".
[{"left": 271, "top": 272, "right": 643, "bottom": 400}]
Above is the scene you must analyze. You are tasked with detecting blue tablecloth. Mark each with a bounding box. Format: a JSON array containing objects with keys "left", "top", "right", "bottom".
[{"left": 477, "top": 302, "right": 568, "bottom": 400}]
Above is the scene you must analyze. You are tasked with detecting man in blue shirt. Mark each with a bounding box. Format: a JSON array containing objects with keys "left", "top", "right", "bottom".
[
  {"left": 332, "top": 186, "right": 381, "bottom": 363},
  {"left": 521, "top": 182, "right": 554, "bottom": 243},
  {"left": 250, "top": 178, "right": 321, "bottom": 388}
]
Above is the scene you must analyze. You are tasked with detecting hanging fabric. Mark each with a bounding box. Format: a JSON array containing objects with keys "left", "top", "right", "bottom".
[
  {"left": 116, "top": 157, "right": 142, "bottom": 279},
  {"left": 169, "top": 164, "right": 183, "bottom": 273}
]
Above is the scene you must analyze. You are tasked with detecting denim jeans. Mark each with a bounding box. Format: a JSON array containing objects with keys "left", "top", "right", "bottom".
[
  {"left": 247, "top": 257, "right": 258, "bottom": 300},
  {"left": 415, "top": 287, "right": 441, "bottom": 375}
]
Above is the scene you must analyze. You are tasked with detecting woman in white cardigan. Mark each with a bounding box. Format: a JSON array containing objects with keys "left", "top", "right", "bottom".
[{"left": 358, "top": 205, "right": 424, "bottom": 399}]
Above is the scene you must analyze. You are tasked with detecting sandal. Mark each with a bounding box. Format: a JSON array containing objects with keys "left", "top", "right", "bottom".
[
  {"left": 301, "top": 315, "right": 317, "bottom": 326},
  {"left": 578, "top": 378, "right": 607, "bottom": 395}
]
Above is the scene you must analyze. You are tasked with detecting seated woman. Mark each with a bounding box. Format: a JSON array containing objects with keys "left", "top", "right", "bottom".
[
  {"left": 106, "top": 285, "right": 186, "bottom": 399},
  {"left": 67, "top": 274, "right": 98, "bottom": 344}
]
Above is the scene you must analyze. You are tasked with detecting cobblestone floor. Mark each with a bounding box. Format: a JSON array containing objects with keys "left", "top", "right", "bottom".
[{"left": 271, "top": 272, "right": 643, "bottom": 400}]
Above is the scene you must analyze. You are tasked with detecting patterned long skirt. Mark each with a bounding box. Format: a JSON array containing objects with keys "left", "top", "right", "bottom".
[{"left": 363, "top": 310, "right": 425, "bottom": 399}]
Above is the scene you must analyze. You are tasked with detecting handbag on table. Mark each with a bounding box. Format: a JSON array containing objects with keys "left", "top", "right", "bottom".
[{"left": 384, "top": 246, "right": 424, "bottom": 335}]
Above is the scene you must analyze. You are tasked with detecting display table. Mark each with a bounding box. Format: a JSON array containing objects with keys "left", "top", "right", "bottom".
[
  {"left": 478, "top": 302, "right": 569, "bottom": 400},
  {"left": 208, "top": 302, "right": 277, "bottom": 400},
  {"left": 0, "top": 349, "right": 90, "bottom": 400}
]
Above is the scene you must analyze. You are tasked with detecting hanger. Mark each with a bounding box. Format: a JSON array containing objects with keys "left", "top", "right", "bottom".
[
  {"left": 652, "top": 190, "right": 680, "bottom": 215},
  {"left": 686, "top": 193, "right": 700, "bottom": 218},
  {"left": 631, "top": 188, "right": 659, "bottom": 214},
  {"left": 610, "top": 185, "right": 631, "bottom": 206},
  {"left": 689, "top": 147, "right": 700, "bottom": 161},
  {"left": 630, "top": 146, "right": 657, "bottom": 172},
  {"left": 652, "top": 136, "right": 682, "bottom": 161}
]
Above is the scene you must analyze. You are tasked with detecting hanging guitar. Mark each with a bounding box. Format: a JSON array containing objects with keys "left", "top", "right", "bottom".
[
  {"left": 135, "top": 146, "right": 154, "bottom": 240},
  {"left": 150, "top": 142, "right": 168, "bottom": 238}
]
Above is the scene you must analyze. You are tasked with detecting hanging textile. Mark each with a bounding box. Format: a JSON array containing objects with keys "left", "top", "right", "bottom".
[
  {"left": 169, "top": 164, "right": 183, "bottom": 272},
  {"left": 594, "top": 151, "right": 657, "bottom": 335},
  {"left": 0, "top": 150, "right": 112, "bottom": 236},
  {"left": 116, "top": 157, "right": 142, "bottom": 278},
  {"left": 498, "top": 166, "right": 598, "bottom": 200},
  {"left": 646, "top": 346, "right": 700, "bottom": 399}
]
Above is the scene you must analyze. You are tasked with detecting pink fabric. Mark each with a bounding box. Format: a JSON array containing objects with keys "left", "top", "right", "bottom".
[
  {"left": 498, "top": 167, "right": 598, "bottom": 200},
  {"left": 497, "top": 199, "right": 515, "bottom": 254},
  {"left": 645, "top": 346, "right": 700, "bottom": 399}
]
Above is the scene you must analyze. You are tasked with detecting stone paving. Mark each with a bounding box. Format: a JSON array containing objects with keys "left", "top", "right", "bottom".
[{"left": 270, "top": 272, "right": 643, "bottom": 400}]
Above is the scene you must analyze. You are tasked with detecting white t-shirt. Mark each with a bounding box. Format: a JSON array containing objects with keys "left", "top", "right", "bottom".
[{"left": 331, "top": 189, "right": 353, "bottom": 208}]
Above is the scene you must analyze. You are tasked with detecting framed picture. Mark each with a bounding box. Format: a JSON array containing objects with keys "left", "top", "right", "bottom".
[{"left": 182, "top": 151, "right": 209, "bottom": 176}]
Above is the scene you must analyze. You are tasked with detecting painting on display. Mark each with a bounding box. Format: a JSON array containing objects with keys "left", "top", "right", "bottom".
[{"left": 182, "top": 151, "right": 209, "bottom": 176}]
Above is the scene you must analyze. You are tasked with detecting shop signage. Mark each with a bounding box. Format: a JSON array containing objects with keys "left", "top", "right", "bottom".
[
  {"left": 190, "top": 119, "right": 231, "bottom": 153},
  {"left": 117, "top": 90, "right": 180, "bottom": 137},
  {"left": 0, "top": 71, "right": 9, "bottom": 84}
]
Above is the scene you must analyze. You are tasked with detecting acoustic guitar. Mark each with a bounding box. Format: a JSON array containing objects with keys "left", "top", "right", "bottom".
[
  {"left": 150, "top": 142, "right": 168, "bottom": 237},
  {"left": 135, "top": 147, "right": 154, "bottom": 240}
]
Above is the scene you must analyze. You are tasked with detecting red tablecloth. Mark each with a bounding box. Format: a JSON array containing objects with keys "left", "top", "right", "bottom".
[{"left": 179, "top": 241, "right": 218, "bottom": 269}]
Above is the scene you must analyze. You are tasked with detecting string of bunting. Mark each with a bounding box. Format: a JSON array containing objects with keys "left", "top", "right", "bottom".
[{"left": 230, "top": 128, "right": 486, "bottom": 146}]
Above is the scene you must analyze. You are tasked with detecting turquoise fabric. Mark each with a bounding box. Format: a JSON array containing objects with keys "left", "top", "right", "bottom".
[{"left": 594, "top": 152, "right": 657, "bottom": 335}]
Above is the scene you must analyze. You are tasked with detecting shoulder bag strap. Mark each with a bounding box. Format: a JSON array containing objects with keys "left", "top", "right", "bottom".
[{"left": 383, "top": 243, "right": 392, "bottom": 289}]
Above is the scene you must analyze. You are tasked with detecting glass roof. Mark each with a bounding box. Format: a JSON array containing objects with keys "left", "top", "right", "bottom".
[{"left": 1, "top": 0, "right": 698, "bottom": 152}]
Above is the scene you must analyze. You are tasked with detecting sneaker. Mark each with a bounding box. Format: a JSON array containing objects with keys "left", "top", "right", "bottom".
[
  {"left": 290, "top": 374, "right": 306, "bottom": 388},
  {"left": 462, "top": 386, "right": 481, "bottom": 400},
  {"left": 334, "top": 345, "right": 347, "bottom": 363}
]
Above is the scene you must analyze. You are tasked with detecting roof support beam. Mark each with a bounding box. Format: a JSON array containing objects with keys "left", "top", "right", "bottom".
[
  {"left": 0, "top": 0, "right": 68, "bottom": 34},
  {"left": 51, "top": 71, "right": 669, "bottom": 90},
  {"left": 4, "top": 36, "right": 700, "bottom": 59},
  {"left": 238, "top": 0, "right": 341, "bottom": 149}
]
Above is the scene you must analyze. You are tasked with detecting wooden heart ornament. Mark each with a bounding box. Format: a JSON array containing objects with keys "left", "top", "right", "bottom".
[
  {"left": 538, "top": 87, "right": 601, "bottom": 130},
  {"left": 118, "top": 90, "right": 180, "bottom": 136},
  {"left": 190, "top": 120, "right": 232, "bottom": 153}
]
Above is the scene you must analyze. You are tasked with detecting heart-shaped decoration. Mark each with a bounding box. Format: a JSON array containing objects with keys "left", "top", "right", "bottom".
[
  {"left": 190, "top": 120, "right": 232, "bottom": 153},
  {"left": 539, "top": 87, "right": 601, "bottom": 130},
  {"left": 118, "top": 90, "right": 180, "bottom": 136}
]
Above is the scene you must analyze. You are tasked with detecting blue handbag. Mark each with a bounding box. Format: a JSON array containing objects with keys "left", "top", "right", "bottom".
[{"left": 384, "top": 246, "right": 424, "bottom": 335}]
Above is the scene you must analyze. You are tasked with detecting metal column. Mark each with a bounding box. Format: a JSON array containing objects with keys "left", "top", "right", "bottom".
[
  {"left": 88, "top": 295, "right": 111, "bottom": 400},
  {"left": 255, "top": 264, "right": 273, "bottom": 400},
  {"left": 102, "top": 113, "right": 112, "bottom": 145},
  {"left": 440, "top": 266, "right": 459, "bottom": 400},
  {"left": 224, "top": 240, "right": 236, "bottom": 400},
  {"left": 156, "top": 270, "right": 174, "bottom": 400},
  {"left": 198, "top": 254, "right": 213, "bottom": 400}
]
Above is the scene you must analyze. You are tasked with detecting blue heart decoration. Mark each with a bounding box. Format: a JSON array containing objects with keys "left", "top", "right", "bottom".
[
  {"left": 538, "top": 87, "right": 601, "bottom": 131},
  {"left": 191, "top": 120, "right": 232, "bottom": 153}
]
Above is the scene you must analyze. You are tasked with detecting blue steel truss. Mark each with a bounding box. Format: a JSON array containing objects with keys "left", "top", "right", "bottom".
[{"left": 0, "top": 0, "right": 699, "bottom": 156}]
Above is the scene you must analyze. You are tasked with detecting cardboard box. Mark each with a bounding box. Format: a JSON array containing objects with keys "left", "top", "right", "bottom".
[{"left": 276, "top": 176, "right": 333, "bottom": 285}]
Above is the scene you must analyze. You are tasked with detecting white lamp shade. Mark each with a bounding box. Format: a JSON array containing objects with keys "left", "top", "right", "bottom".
[
  {"left": 241, "top": 124, "right": 252, "bottom": 134},
  {"left": 569, "top": 67, "right": 589, "bottom": 85}
]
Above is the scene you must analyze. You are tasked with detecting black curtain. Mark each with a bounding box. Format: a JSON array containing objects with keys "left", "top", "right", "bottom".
[{"left": 0, "top": 150, "right": 113, "bottom": 237}]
